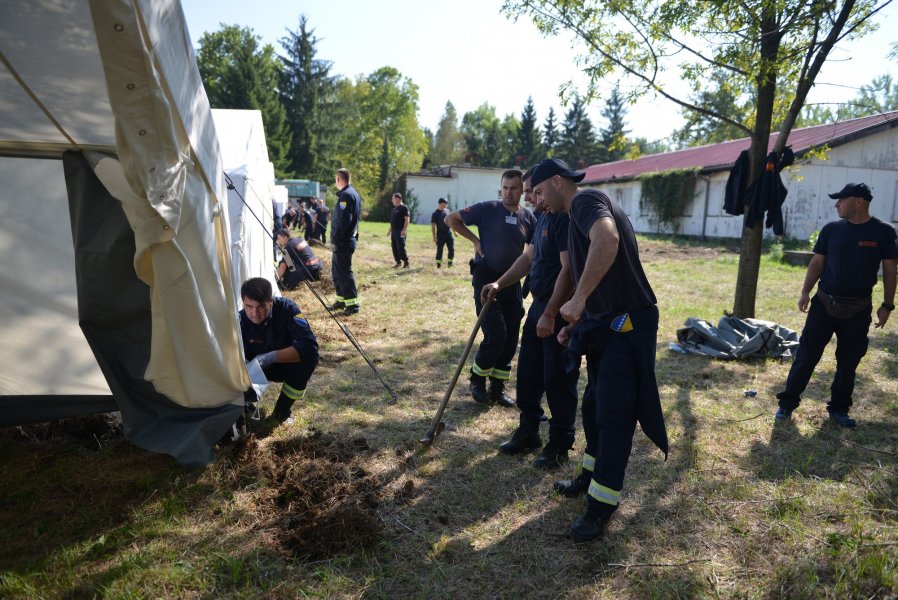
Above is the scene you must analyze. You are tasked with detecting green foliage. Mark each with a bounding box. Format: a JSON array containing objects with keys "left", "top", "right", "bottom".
[
  {"left": 599, "top": 84, "right": 630, "bottom": 162},
  {"left": 279, "top": 16, "right": 335, "bottom": 181},
  {"left": 557, "top": 93, "right": 599, "bottom": 169},
  {"left": 460, "top": 103, "right": 520, "bottom": 167},
  {"left": 638, "top": 168, "right": 699, "bottom": 232},
  {"left": 331, "top": 67, "right": 427, "bottom": 210},
  {"left": 515, "top": 96, "right": 543, "bottom": 166},
  {"left": 430, "top": 101, "right": 464, "bottom": 165},
  {"left": 799, "top": 74, "right": 898, "bottom": 126},
  {"left": 674, "top": 68, "right": 753, "bottom": 148},
  {"left": 542, "top": 107, "right": 559, "bottom": 157},
  {"left": 807, "top": 229, "right": 820, "bottom": 249},
  {"left": 196, "top": 25, "right": 290, "bottom": 176}
]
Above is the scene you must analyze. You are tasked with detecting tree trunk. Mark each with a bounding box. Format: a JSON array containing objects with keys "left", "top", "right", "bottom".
[{"left": 732, "top": 10, "right": 781, "bottom": 318}]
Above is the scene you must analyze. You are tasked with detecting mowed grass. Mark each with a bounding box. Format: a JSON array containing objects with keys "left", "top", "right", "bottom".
[{"left": 1, "top": 220, "right": 896, "bottom": 599}]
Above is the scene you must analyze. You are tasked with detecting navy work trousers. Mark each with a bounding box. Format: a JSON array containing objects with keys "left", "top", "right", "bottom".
[
  {"left": 777, "top": 294, "right": 871, "bottom": 414},
  {"left": 472, "top": 266, "right": 524, "bottom": 377},
  {"left": 582, "top": 306, "right": 659, "bottom": 516},
  {"left": 331, "top": 238, "right": 358, "bottom": 301},
  {"left": 390, "top": 231, "right": 408, "bottom": 264},
  {"left": 515, "top": 297, "right": 579, "bottom": 447},
  {"left": 436, "top": 233, "right": 454, "bottom": 264}
]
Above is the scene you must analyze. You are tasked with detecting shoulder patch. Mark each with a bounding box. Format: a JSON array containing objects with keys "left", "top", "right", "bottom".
[{"left": 293, "top": 312, "right": 309, "bottom": 327}]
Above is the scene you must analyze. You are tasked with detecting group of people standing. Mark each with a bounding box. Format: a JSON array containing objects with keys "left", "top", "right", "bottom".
[{"left": 236, "top": 160, "right": 895, "bottom": 545}]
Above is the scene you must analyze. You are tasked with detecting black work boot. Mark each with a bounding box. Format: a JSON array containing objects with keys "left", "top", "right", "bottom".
[
  {"left": 403, "top": 260, "right": 409, "bottom": 269},
  {"left": 327, "top": 300, "right": 346, "bottom": 311},
  {"left": 553, "top": 471, "right": 591, "bottom": 498},
  {"left": 488, "top": 378, "right": 515, "bottom": 407},
  {"left": 569, "top": 505, "right": 611, "bottom": 543},
  {"left": 533, "top": 441, "right": 569, "bottom": 470},
  {"left": 498, "top": 427, "right": 542, "bottom": 454},
  {"left": 470, "top": 374, "right": 489, "bottom": 404},
  {"left": 272, "top": 394, "right": 295, "bottom": 425}
]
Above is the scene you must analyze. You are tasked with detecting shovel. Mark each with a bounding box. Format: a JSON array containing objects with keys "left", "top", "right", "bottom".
[{"left": 419, "top": 296, "right": 494, "bottom": 448}]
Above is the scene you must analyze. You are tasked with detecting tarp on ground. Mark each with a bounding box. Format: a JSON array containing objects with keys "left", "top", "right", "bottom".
[{"left": 673, "top": 316, "right": 799, "bottom": 360}]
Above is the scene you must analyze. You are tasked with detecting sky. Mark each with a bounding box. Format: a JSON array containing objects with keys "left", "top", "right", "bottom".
[{"left": 181, "top": 0, "right": 898, "bottom": 144}]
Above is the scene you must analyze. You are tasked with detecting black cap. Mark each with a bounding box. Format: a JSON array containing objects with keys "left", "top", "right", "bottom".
[
  {"left": 829, "top": 183, "right": 872, "bottom": 201},
  {"left": 438, "top": 197, "right": 447, "bottom": 204},
  {"left": 530, "top": 158, "right": 586, "bottom": 187}
]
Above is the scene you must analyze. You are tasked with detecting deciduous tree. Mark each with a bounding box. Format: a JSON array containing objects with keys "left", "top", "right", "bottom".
[
  {"left": 196, "top": 25, "right": 290, "bottom": 176},
  {"left": 505, "top": 0, "right": 890, "bottom": 317}
]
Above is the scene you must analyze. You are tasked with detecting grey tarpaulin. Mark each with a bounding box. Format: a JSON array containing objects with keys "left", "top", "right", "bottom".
[
  {"left": 674, "top": 315, "right": 799, "bottom": 360},
  {"left": 63, "top": 151, "right": 241, "bottom": 467}
]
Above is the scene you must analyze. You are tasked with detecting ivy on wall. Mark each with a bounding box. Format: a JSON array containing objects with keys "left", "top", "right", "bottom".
[{"left": 637, "top": 168, "right": 699, "bottom": 232}]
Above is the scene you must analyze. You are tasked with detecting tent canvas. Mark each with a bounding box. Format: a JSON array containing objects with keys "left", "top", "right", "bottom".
[
  {"left": 0, "top": 0, "right": 263, "bottom": 466},
  {"left": 211, "top": 108, "right": 279, "bottom": 301}
]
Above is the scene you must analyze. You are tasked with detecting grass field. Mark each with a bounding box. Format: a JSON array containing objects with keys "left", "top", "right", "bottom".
[{"left": 1, "top": 220, "right": 896, "bottom": 599}]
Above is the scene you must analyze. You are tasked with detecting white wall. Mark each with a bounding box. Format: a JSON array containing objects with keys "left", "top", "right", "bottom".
[{"left": 406, "top": 167, "right": 507, "bottom": 224}]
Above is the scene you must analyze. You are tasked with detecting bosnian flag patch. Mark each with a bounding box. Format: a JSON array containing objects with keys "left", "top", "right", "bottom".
[
  {"left": 611, "top": 313, "right": 634, "bottom": 332},
  {"left": 294, "top": 312, "right": 309, "bottom": 327}
]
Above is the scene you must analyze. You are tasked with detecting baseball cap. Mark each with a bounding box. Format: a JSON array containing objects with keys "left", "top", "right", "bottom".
[
  {"left": 530, "top": 158, "right": 586, "bottom": 187},
  {"left": 438, "top": 197, "right": 447, "bottom": 204},
  {"left": 829, "top": 183, "right": 872, "bottom": 201}
]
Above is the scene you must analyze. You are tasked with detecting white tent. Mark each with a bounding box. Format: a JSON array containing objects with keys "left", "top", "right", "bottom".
[
  {"left": 211, "top": 108, "right": 279, "bottom": 300},
  {"left": 0, "top": 0, "right": 254, "bottom": 466}
]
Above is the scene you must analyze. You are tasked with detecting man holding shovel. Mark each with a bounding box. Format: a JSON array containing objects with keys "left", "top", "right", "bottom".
[
  {"left": 481, "top": 167, "right": 579, "bottom": 469},
  {"left": 445, "top": 169, "right": 536, "bottom": 407},
  {"left": 530, "top": 158, "right": 668, "bottom": 543}
]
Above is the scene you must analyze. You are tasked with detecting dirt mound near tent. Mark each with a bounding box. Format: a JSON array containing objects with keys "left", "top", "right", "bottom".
[
  {"left": 1, "top": 413, "right": 122, "bottom": 450},
  {"left": 227, "top": 429, "right": 383, "bottom": 560}
]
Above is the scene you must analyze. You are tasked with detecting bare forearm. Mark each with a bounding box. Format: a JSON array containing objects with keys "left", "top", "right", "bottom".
[
  {"left": 882, "top": 260, "right": 896, "bottom": 304},
  {"left": 544, "top": 253, "right": 573, "bottom": 317},
  {"left": 801, "top": 255, "right": 825, "bottom": 294},
  {"left": 496, "top": 249, "right": 533, "bottom": 289},
  {"left": 571, "top": 219, "right": 618, "bottom": 304},
  {"left": 446, "top": 213, "right": 479, "bottom": 246}
]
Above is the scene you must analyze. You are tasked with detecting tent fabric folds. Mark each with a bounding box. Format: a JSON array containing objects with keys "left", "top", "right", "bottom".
[
  {"left": 1, "top": 0, "right": 256, "bottom": 466},
  {"left": 674, "top": 316, "right": 799, "bottom": 360}
]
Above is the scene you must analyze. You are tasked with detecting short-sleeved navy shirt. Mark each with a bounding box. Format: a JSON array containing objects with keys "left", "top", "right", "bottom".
[
  {"left": 239, "top": 296, "right": 318, "bottom": 361},
  {"left": 568, "top": 189, "right": 656, "bottom": 320},
  {"left": 460, "top": 200, "right": 535, "bottom": 273},
  {"left": 529, "top": 210, "right": 569, "bottom": 301},
  {"left": 390, "top": 203, "right": 410, "bottom": 232},
  {"left": 814, "top": 216, "right": 898, "bottom": 297},
  {"left": 431, "top": 208, "right": 451, "bottom": 236}
]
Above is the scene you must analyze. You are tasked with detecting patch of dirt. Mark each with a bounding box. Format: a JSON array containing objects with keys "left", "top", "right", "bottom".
[
  {"left": 225, "top": 429, "right": 384, "bottom": 560},
  {"left": 638, "top": 239, "right": 740, "bottom": 262},
  {"left": 1, "top": 413, "right": 122, "bottom": 450}
]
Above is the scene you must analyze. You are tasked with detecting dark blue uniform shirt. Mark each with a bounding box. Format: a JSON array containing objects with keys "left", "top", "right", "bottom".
[
  {"left": 431, "top": 208, "right": 451, "bottom": 236},
  {"left": 814, "top": 216, "right": 898, "bottom": 297},
  {"left": 568, "top": 189, "right": 656, "bottom": 321},
  {"left": 461, "top": 200, "right": 535, "bottom": 274},
  {"left": 529, "top": 210, "right": 569, "bottom": 301},
  {"left": 331, "top": 184, "right": 361, "bottom": 248},
  {"left": 239, "top": 296, "right": 319, "bottom": 363}
]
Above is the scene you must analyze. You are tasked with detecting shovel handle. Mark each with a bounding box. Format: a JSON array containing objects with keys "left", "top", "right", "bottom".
[{"left": 421, "top": 296, "right": 495, "bottom": 445}]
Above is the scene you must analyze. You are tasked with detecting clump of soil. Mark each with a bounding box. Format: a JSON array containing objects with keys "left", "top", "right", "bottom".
[
  {"left": 1, "top": 413, "right": 122, "bottom": 450},
  {"left": 227, "top": 429, "right": 383, "bottom": 560}
]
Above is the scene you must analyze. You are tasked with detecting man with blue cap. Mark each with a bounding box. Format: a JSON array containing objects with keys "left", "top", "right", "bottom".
[{"left": 530, "top": 158, "right": 669, "bottom": 543}]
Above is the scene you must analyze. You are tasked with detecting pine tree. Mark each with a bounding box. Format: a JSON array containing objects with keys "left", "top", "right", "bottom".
[
  {"left": 515, "top": 97, "right": 542, "bottom": 166},
  {"left": 557, "top": 94, "right": 599, "bottom": 169},
  {"left": 279, "top": 16, "right": 333, "bottom": 179},
  {"left": 599, "top": 84, "right": 630, "bottom": 162},
  {"left": 542, "top": 107, "right": 559, "bottom": 157}
]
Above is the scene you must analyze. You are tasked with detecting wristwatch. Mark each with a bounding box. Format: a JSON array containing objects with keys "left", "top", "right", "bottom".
[{"left": 882, "top": 302, "right": 895, "bottom": 311}]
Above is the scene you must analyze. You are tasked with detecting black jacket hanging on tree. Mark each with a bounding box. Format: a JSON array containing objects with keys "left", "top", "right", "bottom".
[{"left": 745, "top": 148, "right": 794, "bottom": 235}]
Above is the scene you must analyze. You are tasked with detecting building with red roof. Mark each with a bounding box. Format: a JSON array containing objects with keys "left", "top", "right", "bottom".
[{"left": 580, "top": 110, "right": 898, "bottom": 240}]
